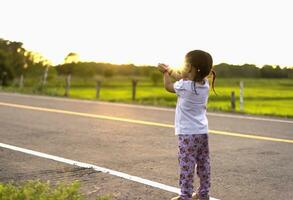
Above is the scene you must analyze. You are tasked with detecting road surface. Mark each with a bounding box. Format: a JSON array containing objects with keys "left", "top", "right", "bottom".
[{"left": 0, "top": 92, "right": 292, "bottom": 200}]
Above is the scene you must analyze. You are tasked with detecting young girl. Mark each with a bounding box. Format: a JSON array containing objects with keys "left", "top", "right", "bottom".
[{"left": 158, "top": 50, "right": 216, "bottom": 200}]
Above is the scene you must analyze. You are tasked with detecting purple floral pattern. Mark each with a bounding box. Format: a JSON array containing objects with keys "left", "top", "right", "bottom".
[{"left": 178, "top": 134, "right": 210, "bottom": 200}]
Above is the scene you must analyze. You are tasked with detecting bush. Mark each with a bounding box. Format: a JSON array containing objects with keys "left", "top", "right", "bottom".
[{"left": 0, "top": 180, "right": 111, "bottom": 200}]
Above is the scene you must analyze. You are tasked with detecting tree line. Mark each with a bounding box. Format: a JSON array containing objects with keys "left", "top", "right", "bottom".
[
  {"left": 214, "top": 63, "right": 293, "bottom": 78},
  {"left": 1, "top": 38, "right": 292, "bottom": 87}
]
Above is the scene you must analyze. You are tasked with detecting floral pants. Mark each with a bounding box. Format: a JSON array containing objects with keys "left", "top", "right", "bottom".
[{"left": 178, "top": 134, "right": 210, "bottom": 200}]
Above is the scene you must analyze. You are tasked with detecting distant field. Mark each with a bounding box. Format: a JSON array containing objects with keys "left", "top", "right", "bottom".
[{"left": 2, "top": 77, "right": 293, "bottom": 118}]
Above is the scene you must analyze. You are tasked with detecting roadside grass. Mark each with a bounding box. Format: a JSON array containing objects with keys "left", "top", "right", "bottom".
[
  {"left": 0, "top": 180, "right": 111, "bottom": 200},
  {"left": 1, "top": 77, "right": 293, "bottom": 118}
]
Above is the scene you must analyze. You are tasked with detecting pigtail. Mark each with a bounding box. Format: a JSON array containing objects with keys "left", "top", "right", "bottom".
[
  {"left": 211, "top": 70, "right": 217, "bottom": 95},
  {"left": 192, "top": 81, "right": 198, "bottom": 95}
]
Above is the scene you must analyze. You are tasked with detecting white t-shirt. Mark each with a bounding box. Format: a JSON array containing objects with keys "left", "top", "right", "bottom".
[{"left": 173, "top": 79, "right": 209, "bottom": 135}]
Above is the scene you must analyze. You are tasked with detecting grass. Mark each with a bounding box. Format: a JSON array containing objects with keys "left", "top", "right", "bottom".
[
  {"left": 1, "top": 77, "right": 293, "bottom": 118},
  {"left": 0, "top": 180, "right": 111, "bottom": 200}
]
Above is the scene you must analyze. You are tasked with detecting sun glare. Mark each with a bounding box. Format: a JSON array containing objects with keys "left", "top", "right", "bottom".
[{"left": 1, "top": 0, "right": 292, "bottom": 67}]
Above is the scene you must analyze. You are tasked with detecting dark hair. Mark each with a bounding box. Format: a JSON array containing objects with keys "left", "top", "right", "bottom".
[{"left": 185, "top": 50, "right": 216, "bottom": 94}]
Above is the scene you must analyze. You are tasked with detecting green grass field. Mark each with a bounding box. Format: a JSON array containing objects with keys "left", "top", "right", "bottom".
[{"left": 2, "top": 77, "right": 293, "bottom": 118}]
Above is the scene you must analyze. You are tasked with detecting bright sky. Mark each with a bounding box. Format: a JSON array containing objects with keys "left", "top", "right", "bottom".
[{"left": 1, "top": 0, "right": 292, "bottom": 67}]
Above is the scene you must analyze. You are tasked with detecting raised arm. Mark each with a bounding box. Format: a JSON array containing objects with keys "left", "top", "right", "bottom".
[
  {"left": 157, "top": 63, "right": 182, "bottom": 81},
  {"left": 166, "top": 68, "right": 182, "bottom": 81},
  {"left": 163, "top": 71, "right": 175, "bottom": 93}
]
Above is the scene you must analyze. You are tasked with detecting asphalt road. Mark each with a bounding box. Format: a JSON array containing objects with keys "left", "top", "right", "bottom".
[{"left": 0, "top": 92, "right": 292, "bottom": 200}]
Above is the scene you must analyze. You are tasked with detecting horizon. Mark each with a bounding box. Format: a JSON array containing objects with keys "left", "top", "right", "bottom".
[
  {"left": 3, "top": 41, "right": 293, "bottom": 68},
  {"left": 1, "top": 0, "right": 292, "bottom": 68}
]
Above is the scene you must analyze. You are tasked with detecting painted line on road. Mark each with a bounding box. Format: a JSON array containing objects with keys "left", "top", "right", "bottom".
[
  {"left": 209, "top": 129, "right": 293, "bottom": 143},
  {"left": 1, "top": 92, "right": 293, "bottom": 124},
  {"left": 0, "top": 142, "right": 219, "bottom": 200},
  {"left": 0, "top": 101, "right": 293, "bottom": 144},
  {"left": 207, "top": 112, "right": 293, "bottom": 124}
]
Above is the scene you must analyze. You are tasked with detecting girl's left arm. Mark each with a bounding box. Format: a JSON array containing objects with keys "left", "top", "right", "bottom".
[{"left": 163, "top": 72, "right": 175, "bottom": 93}]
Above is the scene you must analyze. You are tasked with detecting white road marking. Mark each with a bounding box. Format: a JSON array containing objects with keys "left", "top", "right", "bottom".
[
  {"left": 0, "top": 142, "right": 219, "bottom": 200},
  {"left": 206, "top": 112, "right": 293, "bottom": 124},
  {"left": 1, "top": 92, "right": 292, "bottom": 124}
]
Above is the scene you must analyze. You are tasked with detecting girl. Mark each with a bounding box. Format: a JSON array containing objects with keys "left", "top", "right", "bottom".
[{"left": 158, "top": 50, "right": 216, "bottom": 200}]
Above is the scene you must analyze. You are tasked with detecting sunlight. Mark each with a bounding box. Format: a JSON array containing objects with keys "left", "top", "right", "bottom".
[{"left": 1, "top": 0, "right": 292, "bottom": 67}]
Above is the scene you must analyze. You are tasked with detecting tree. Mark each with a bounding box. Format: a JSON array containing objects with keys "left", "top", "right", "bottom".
[
  {"left": 64, "top": 52, "right": 79, "bottom": 64},
  {"left": 0, "top": 38, "right": 26, "bottom": 85},
  {"left": 104, "top": 68, "right": 114, "bottom": 78},
  {"left": 0, "top": 50, "right": 9, "bottom": 86},
  {"left": 55, "top": 52, "right": 80, "bottom": 76},
  {"left": 260, "top": 65, "right": 275, "bottom": 78}
]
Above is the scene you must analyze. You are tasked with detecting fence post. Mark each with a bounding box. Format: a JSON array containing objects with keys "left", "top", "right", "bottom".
[
  {"left": 64, "top": 74, "right": 71, "bottom": 97},
  {"left": 1, "top": 72, "right": 7, "bottom": 88},
  {"left": 42, "top": 66, "right": 49, "bottom": 88},
  {"left": 231, "top": 91, "right": 236, "bottom": 111},
  {"left": 96, "top": 81, "right": 101, "bottom": 99},
  {"left": 132, "top": 79, "right": 138, "bottom": 101},
  {"left": 240, "top": 81, "right": 244, "bottom": 111},
  {"left": 19, "top": 74, "right": 24, "bottom": 89},
  {"left": 0, "top": 73, "right": 3, "bottom": 89}
]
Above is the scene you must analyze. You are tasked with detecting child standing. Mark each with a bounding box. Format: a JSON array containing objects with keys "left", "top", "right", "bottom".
[{"left": 158, "top": 50, "right": 216, "bottom": 200}]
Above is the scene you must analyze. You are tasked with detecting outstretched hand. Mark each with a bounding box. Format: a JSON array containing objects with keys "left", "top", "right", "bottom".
[{"left": 157, "top": 63, "right": 169, "bottom": 73}]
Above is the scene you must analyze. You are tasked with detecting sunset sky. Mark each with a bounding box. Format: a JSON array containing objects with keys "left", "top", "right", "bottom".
[{"left": 1, "top": 0, "right": 292, "bottom": 67}]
